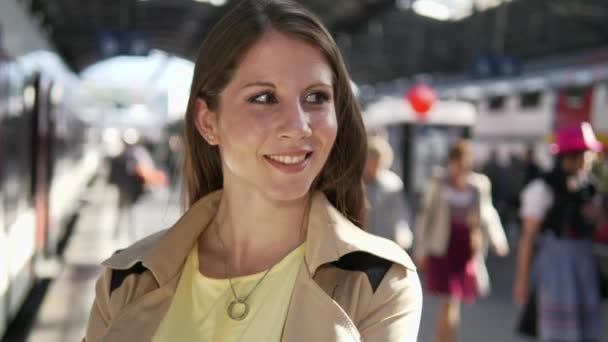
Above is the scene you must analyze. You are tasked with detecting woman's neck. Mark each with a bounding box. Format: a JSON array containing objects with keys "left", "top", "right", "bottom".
[
  {"left": 448, "top": 174, "right": 468, "bottom": 190},
  {"left": 208, "top": 187, "right": 310, "bottom": 275}
]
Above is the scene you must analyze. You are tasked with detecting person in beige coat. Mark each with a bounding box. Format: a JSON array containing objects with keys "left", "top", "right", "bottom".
[
  {"left": 84, "top": 0, "right": 422, "bottom": 340},
  {"left": 414, "top": 140, "right": 509, "bottom": 342}
]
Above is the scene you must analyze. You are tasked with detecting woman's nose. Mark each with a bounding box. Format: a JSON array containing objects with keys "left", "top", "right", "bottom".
[{"left": 277, "top": 102, "right": 312, "bottom": 140}]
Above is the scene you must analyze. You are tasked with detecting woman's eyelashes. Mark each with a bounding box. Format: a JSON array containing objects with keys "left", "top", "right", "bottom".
[
  {"left": 248, "top": 92, "right": 278, "bottom": 104},
  {"left": 303, "top": 91, "right": 331, "bottom": 104},
  {"left": 246, "top": 90, "right": 332, "bottom": 105}
]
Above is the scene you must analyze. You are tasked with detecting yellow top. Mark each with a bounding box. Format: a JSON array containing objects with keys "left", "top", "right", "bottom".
[{"left": 152, "top": 242, "right": 305, "bottom": 341}]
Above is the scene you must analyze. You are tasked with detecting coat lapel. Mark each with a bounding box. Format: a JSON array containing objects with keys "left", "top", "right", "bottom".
[
  {"left": 101, "top": 277, "right": 179, "bottom": 342},
  {"left": 282, "top": 265, "right": 361, "bottom": 342}
]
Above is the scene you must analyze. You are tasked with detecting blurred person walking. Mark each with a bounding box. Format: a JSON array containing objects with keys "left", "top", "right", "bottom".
[
  {"left": 482, "top": 149, "right": 509, "bottom": 221},
  {"left": 514, "top": 122, "right": 604, "bottom": 341},
  {"left": 164, "top": 133, "right": 185, "bottom": 190},
  {"left": 415, "top": 139, "right": 509, "bottom": 342},
  {"left": 364, "top": 136, "right": 413, "bottom": 249},
  {"left": 108, "top": 129, "right": 158, "bottom": 241},
  {"left": 523, "top": 146, "right": 541, "bottom": 186},
  {"left": 505, "top": 152, "right": 527, "bottom": 226}
]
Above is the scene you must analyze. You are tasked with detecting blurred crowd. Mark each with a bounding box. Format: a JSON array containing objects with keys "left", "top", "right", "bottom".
[
  {"left": 481, "top": 147, "right": 541, "bottom": 234},
  {"left": 362, "top": 122, "right": 607, "bottom": 342}
]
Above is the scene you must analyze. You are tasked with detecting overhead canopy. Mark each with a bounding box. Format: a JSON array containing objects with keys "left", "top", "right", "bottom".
[
  {"left": 26, "top": 0, "right": 397, "bottom": 69},
  {"left": 23, "top": 0, "right": 608, "bottom": 83}
]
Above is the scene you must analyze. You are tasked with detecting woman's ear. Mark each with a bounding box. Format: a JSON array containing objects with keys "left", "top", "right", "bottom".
[{"left": 194, "top": 98, "right": 219, "bottom": 145}]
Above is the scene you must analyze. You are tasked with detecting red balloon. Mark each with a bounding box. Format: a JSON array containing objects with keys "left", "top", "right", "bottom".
[{"left": 406, "top": 85, "right": 437, "bottom": 119}]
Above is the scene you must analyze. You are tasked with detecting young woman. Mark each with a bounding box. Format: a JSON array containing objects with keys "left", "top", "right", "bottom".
[
  {"left": 514, "top": 122, "right": 604, "bottom": 341},
  {"left": 84, "top": 0, "right": 422, "bottom": 341},
  {"left": 414, "top": 140, "right": 509, "bottom": 342}
]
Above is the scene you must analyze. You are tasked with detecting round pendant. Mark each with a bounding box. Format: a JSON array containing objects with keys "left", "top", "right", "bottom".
[{"left": 227, "top": 299, "right": 249, "bottom": 321}]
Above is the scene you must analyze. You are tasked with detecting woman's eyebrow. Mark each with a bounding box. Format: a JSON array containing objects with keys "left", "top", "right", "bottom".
[
  {"left": 240, "top": 81, "right": 276, "bottom": 90},
  {"left": 238, "top": 81, "right": 332, "bottom": 92},
  {"left": 304, "top": 83, "right": 332, "bottom": 91}
]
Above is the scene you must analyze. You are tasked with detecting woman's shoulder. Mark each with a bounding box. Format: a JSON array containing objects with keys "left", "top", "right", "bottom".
[
  {"left": 521, "top": 178, "right": 553, "bottom": 207},
  {"left": 343, "top": 225, "right": 417, "bottom": 273},
  {"left": 102, "top": 229, "right": 169, "bottom": 270},
  {"left": 330, "top": 228, "right": 418, "bottom": 307},
  {"left": 469, "top": 172, "right": 491, "bottom": 187},
  {"left": 522, "top": 178, "right": 552, "bottom": 199},
  {"left": 319, "top": 193, "right": 416, "bottom": 272}
]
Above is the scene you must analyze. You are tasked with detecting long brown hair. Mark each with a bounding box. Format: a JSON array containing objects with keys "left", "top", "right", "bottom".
[{"left": 182, "top": 0, "right": 367, "bottom": 227}]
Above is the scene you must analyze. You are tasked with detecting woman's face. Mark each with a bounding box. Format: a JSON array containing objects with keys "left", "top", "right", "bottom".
[
  {"left": 196, "top": 30, "right": 338, "bottom": 202},
  {"left": 562, "top": 151, "right": 596, "bottom": 176},
  {"left": 447, "top": 157, "right": 472, "bottom": 181}
]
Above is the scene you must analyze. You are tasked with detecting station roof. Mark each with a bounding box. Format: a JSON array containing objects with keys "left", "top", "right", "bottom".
[{"left": 27, "top": 0, "right": 608, "bottom": 83}]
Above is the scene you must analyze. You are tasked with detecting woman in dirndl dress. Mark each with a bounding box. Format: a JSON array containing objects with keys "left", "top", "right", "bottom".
[{"left": 514, "top": 122, "right": 604, "bottom": 341}]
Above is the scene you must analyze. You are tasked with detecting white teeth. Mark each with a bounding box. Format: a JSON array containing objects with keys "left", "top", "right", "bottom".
[{"left": 267, "top": 154, "right": 307, "bottom": 165}]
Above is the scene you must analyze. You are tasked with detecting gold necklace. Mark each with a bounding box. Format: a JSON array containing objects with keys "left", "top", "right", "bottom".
[
  {"left": 215, "top": 226, "right": 273, "bottom": 321},
  {"left": 214, "top": 197, "right": 311, "bottom": 321}
]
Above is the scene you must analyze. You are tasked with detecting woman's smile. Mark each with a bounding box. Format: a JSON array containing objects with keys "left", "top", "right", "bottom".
[{"left": 264, "top": 151, "right": 314, "bottom": 174}]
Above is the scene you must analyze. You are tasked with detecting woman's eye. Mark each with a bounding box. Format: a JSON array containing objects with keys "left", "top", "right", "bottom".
[
  {"left": 248, "top": 92, "right": 277, "bottom": 104},
  {"left": 304, "top": 92, "right": 331, "bottom": 104}
]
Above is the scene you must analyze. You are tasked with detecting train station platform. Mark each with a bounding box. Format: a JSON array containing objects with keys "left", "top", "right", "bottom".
[{"left": 25, "top": 177, "right": 180, "bottom": 342}]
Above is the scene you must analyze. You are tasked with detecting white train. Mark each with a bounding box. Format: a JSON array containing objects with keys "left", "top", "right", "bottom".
[
  {"left": 437, "top": 61, "right": 608, "bottom": 169},
  {"left": 0, "top": 52, "right": 100, "bottom": 337},
  {"left": 364, "top": 60, "right": 608, "bottom": 180}
]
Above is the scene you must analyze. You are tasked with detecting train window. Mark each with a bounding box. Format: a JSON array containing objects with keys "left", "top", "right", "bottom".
[
  {"left": 519, "top": 91, "right": 542, "bottom": 109},
  {"left": 488, "top": 96, "right": 505, "bottom": 111}
]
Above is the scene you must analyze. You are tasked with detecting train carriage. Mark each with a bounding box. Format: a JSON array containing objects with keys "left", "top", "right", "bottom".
[
  {"left": 437, "top": 62, "right": 608, "bottom": 169},
  {"left": 0, "top": 52, "right": 100, "bottom": 338}
]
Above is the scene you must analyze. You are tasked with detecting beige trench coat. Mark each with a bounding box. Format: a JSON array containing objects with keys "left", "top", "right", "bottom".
[{"left": 85, "top": 191, "right": 422, "bottom": 341}]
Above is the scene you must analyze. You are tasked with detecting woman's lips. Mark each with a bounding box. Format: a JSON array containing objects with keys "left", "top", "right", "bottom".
[{"left": 263, "top": 152, "right": 313, "bottom": 173}]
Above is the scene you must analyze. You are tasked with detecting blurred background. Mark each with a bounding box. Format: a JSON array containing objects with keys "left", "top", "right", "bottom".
[{"left": 0, "top": 0, "right": 607, "bottom": 341}]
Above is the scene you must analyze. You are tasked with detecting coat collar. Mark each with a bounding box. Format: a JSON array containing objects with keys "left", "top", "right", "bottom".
[
  {"left": 304, "top": 191, "right": 415, "bottom": 274},
  {"left": 103, "top": 190, "right": 415, "bottom": 285}
]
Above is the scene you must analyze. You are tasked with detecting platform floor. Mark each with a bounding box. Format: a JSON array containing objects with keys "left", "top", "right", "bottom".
[{"left": 26, "top": 178, "right": 180, "bottom": 342}]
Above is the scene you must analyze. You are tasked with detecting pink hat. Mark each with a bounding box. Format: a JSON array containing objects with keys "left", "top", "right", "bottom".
[{"left": 551, "top": 122, "right": 603, "bottom": 155}]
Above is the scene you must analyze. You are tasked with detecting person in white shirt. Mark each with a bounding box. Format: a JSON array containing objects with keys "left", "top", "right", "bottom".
[{"left": 514, "top": 122, "right": 604, "bottom": 341}]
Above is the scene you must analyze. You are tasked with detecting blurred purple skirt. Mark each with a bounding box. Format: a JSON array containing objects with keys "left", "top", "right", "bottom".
[{"left": 425, "top": 222, "right": 477, "bottom": 302}]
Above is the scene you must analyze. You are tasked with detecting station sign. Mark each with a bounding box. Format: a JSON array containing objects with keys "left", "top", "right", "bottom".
[
  {"left": 96, "top": 31, "right": 150, "bottom": 59},
  {"left": 470, "top": 54, "right": 522, "bottom": 79}
]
